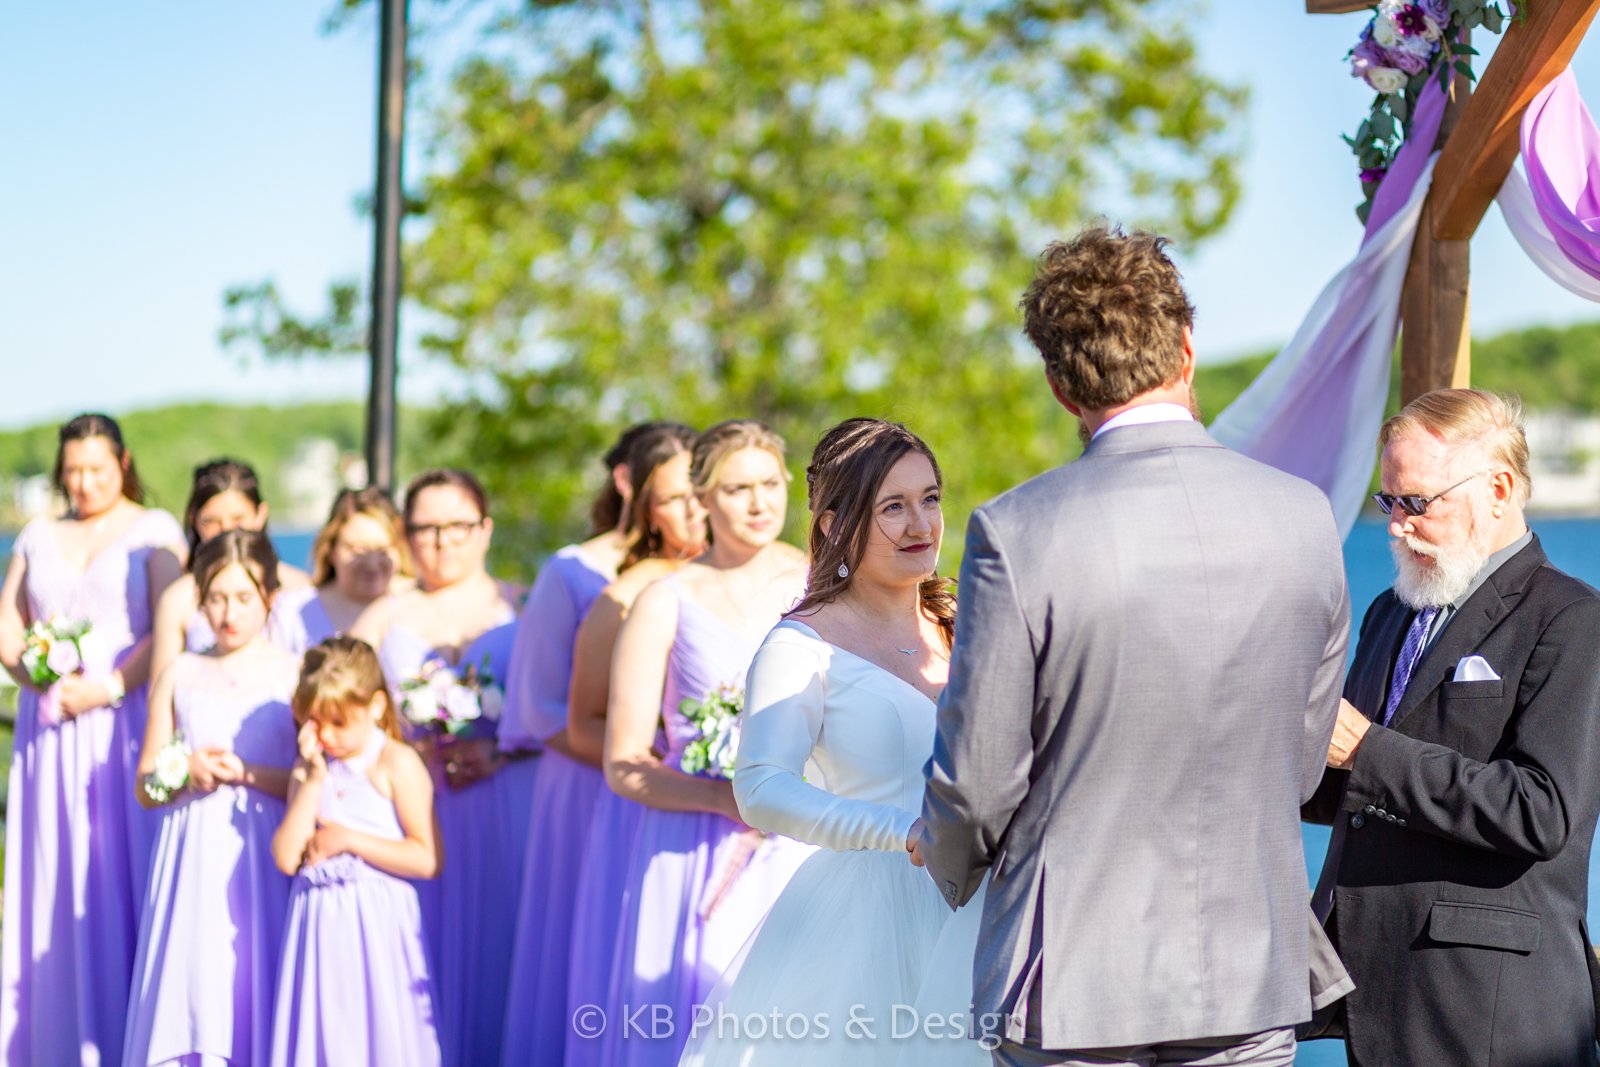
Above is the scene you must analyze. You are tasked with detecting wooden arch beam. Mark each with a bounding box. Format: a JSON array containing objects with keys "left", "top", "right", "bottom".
[{"left": 1431, "top": 0, "right": 1600, "bottom": 240}]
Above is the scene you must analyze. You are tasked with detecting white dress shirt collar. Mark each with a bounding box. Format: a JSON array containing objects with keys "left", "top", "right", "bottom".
[{"left": 1090, "top": 403, "right": 1196, "bottom": 441}]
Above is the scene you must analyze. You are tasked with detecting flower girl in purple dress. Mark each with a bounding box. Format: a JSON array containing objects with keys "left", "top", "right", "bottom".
[
  {"left": 269, "top": 636, "right": 442, "bottom": 1067},
  {"left": 124, "top": 528, "right": 301, "bottom": 1066}
]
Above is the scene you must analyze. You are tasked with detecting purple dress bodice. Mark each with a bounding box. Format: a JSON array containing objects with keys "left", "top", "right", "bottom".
[
  {"left": 318, "top": 731, "right": 404, "bottom": 842},
  {"left": 16, "top": 509, "right": 183, "bottom": 673},
  {"left": 379, "top": 608, "right": 518, "bottom": 744},
  {"left": 499, "top": 547, "right": 613, "bottom": 749},
  {"left": 171, "top": 651, "right": 298, "bottom": 771},
  {"left": 659, "top": 585, "right": 763, "bottom": 764},
  {"left": 266, "top": 584, "right": 338, "bottom": 656}
]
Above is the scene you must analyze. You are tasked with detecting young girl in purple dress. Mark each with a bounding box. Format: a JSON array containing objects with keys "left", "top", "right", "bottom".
[
  {"left": 124, "top": 528, "right": 301, "bottom": 1067},
  {"left": 270, "top": 636, "right": 442, "bottom": 1067}
]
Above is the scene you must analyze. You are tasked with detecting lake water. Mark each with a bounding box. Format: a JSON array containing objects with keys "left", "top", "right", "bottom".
[{"left": 3, "top": 519, "right": 1598, "bottom": 1061}]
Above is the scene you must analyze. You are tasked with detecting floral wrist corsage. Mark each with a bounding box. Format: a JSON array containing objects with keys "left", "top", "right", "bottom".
[{"left": 143, "top": 733, "right": 192, "bottom": 804}]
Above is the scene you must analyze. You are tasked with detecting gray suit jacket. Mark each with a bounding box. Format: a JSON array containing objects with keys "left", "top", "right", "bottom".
[{"left": 919, "top": 420, "right": 1350, "bottom": 1050}]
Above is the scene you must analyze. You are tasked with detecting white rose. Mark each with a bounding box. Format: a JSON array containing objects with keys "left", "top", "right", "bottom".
[
  {"left": 403, "top": 687, "right": 442, "bottom": 725},
  {"left": 153, "top": 743, "right": 190, "bottom": 790},
  {"left": 1366, "top": 67, "right": 1407, "bottom": 94},
  {"left": 1372, "top": 14, "right": 1400, "bottom": 48},
  {"left": 478, "top": 684, "right": 504, "bottom": 721}
]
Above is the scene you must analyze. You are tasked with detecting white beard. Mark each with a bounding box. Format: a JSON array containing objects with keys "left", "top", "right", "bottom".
[{"left": 1391, "top": 533, "right": 1490, "bottom": 609}]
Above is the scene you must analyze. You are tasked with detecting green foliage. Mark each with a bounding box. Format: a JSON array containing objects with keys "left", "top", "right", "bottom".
[
  {"left": 224, "top": 0, "right": 1248, "bottom": 563},
  {"left": 0, "top": 403, "right": 436, "bottom": 525}
]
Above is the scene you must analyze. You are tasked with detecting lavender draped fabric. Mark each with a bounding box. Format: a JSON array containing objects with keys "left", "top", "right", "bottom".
[
  {"left": 1210, "top": 85, "right": 1447, "bottom": 537},
  {"left": 1498, "top": 69, "right": 1600, "bottom": 303}
]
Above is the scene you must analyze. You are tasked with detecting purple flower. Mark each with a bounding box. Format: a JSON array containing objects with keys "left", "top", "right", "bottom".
[
  {"left": 1360, "top": 167, "right": 1389, "bottom": 185},
  {"left": 1394, "top": 5, "right": 1431, "bottom": 35},
  {"left": 1418, "top": 0, "right": 1449, "bottom": 21}
]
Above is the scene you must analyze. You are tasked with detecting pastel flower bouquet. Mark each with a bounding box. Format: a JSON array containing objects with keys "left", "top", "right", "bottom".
[
  {"left": 20, "top": 616, "right": 92, "bottom": 688},
  {"left": 679, "top": 683, "right": 743, "bottom": 780},
  {"left": 398, "top": 656, "right": 505, "bottom": 737}
]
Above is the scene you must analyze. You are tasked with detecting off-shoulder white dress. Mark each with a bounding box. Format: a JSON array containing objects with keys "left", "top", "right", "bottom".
[{"left": 679, "top": 620, "right": 987, "bottom": 1066}]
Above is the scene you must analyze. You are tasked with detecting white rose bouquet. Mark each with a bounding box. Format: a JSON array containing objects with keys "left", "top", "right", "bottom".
[
  {"left": 679, "top": 683, "right": 743, "bottom": 780},
  {"left": 20, "top": 616, "right": 92, "bottom": 688},
  {"left": 143, "top": 733, "right": 193, "bottom": 804},
  {"left": 399, "top": 656, "right": 504, "bottom": 737}
]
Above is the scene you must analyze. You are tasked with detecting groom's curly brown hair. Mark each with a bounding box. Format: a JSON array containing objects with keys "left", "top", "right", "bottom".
[{"left": 1020, "top": 223, "right": 1195, "bottom": 411}]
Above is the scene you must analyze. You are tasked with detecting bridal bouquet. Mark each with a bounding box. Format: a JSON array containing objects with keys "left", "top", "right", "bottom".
[
  {"left": 398, "top": 656, "right": 505, "bottom": 737},
  {"left": 21, "top": 616, "right": 92, "bottom": 688},
  {"left": 142, "top": 732, "right": 192, "bottom": 804},
  {"left": 679, "top": 683, "right": 743, "bottom": 780}
]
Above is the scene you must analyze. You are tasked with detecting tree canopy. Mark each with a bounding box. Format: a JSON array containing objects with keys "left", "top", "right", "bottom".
[{"left": 225, "top": 0, "right": 1247, "bottom": 558}]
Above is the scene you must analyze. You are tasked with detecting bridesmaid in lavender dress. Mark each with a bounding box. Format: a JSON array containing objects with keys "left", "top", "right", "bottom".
[
  {"left": 499, "top": 421, "right": 689, "bottom": 1067},
  {"left": 271, "top": 487, "right": 414, "bottom": 654},
  {"left": 150, "top": 459, "right": 309, "bottom": 678},
  {"left": 597, "top": 421, "right": 815, "bottom": 1067},
  {"left": 358, "top": 470, "right": 527, "bottom": 1067},
  {"left": 124, "top": 530, "right": 300, "bottom": 1067},
  {"left": 0, "top": 413, "right": 185, "bottom": 1066},
  {"left": 270, "top": 636, "right": 441, "bottom": 1067},
  {"left": 561, "top": 425, "right": 707, "bottom": 1067}
]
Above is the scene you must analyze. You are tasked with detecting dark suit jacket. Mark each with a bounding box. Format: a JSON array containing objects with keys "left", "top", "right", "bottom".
[{"left": 1305, "top": 535, "right": 1600, "bottom": 1066}]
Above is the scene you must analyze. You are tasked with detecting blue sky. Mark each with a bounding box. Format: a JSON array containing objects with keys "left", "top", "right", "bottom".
[{"left": 4, "top": 1, "right": 1600, "bottom": 430}]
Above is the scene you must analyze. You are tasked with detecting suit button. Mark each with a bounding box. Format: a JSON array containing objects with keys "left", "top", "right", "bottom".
[
  {"left": 1351, "top": 813, "right": 1366, "bottom": 828},
  {"left": 1364, "top": 805, "right": 1377, "bottom": 815},
  {"left": 1375, "top": 808, "right": 1386, "bottom": 817}
]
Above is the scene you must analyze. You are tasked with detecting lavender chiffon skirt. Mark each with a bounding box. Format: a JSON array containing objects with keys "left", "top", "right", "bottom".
[
  {"left": 419, "top": 755, "right": 538, "bottom": 1067},
  {"left": 270, "top": 857, "right": 441, "bottom": 1067},
  {"left": 564, "top": 787, "right": 645, "bottom": 1067},
  {"left": 0, "top": 691, "right": 144, "bottom": 1067},
  {"left": 597, "top": 810, "right": 813, "bottom": 1067},
  {"left": 500, "top": 751, "right": 603, "bottom": 1066}
]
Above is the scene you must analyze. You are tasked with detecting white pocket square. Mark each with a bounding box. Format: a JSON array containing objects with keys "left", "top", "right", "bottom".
[{"left": 1453, "top": 655, "right": 1501, "bottom": 683}]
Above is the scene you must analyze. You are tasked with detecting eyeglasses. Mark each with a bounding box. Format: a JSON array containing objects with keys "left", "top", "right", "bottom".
[
  {"left": 1372, "top": 471, "right": 1488, "bottom": 518},
  {"left": 406, "top": 520, "right": 482, "bottom": 547}
]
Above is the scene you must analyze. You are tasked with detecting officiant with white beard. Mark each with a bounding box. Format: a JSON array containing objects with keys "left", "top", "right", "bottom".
[{"left": 1307, "top": 387, "right": 1600, "bottom": 1067}]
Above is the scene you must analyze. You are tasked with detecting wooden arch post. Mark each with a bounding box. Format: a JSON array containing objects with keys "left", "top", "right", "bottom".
[{"left": 1307, "top": 0, "right": 1600, "bottom": 402}]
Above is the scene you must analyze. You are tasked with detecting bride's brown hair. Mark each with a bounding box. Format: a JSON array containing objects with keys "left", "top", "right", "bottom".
[{"left": 788, "top": 418, "right": 955, "bottom": 650}]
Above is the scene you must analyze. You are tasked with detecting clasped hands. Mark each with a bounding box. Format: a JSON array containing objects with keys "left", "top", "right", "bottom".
[{"left": 188, "top": 747, "right": 246, "bottom": 793}]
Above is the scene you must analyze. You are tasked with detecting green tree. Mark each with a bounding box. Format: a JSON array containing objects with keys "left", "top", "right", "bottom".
[{"left": 227, "top": 0, "right": 1246, "bottom": 565}]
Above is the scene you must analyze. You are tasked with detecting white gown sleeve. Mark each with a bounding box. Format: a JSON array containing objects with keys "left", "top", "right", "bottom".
[{"left": 735, "top": 632, "right": 918, "bottom": 854}]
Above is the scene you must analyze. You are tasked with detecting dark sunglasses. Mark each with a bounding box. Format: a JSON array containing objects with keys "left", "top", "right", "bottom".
[{"left": 1372, "top": 471, "right": 1487, "bottom": 518}]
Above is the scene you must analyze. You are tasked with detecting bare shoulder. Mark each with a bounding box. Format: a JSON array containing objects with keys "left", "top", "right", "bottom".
[
  {"left": 627, "top": 572, "right": 684, "bottom": 626},
  {"left": 157, "top": 573, "right": 198, "bottom": 615},
  {"left": 378, "top": 735, "right": 429, "bottom": 791},
  {"left": 612, "top": 558, "right": 681, "bottom": 600}
]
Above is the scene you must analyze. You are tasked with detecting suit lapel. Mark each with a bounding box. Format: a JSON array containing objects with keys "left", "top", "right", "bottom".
[{"left": 1389, "top": 537, "right": 1547, "bottom": 730}]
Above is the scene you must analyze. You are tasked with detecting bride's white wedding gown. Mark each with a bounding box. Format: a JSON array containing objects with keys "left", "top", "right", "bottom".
[{"left": 678, "top": 620, "right": 988, "bottom": 1066}]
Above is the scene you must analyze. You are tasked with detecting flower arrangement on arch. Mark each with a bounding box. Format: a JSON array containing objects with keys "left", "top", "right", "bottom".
[{"left": 1344, "top": 0, "right": 1519, "bottom": 222}]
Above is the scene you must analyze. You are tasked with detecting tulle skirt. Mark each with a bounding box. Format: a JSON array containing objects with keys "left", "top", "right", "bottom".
[{"left": 679, "top": 850, "right": 989, "bottom": 1066}]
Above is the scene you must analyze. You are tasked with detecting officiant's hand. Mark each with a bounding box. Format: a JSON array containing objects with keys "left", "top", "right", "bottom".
[
  {"left": 1326, "top": 698, "right": 1372, "bottom": 770},
  {"left": 907, "top": 817, "right": 926, "bottom": 868}
]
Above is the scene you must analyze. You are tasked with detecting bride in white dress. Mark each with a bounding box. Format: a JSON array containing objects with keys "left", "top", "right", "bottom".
[{"left": 680, "top": 418, "right": 986, "bottom": 1067}]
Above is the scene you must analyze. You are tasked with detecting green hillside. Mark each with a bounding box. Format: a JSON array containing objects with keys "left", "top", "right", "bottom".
[{"left": 0, "top": 402, "right": 441, "bottom": 527}]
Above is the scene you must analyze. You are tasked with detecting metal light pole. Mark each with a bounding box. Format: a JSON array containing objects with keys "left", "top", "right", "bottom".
[{"left": 366, "top": 0, "right": 408, "bottom": 494}]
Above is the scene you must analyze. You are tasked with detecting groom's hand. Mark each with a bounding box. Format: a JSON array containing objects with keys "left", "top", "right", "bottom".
[{"left": 907, "top": 817, "right": 926, "bottom": 867}]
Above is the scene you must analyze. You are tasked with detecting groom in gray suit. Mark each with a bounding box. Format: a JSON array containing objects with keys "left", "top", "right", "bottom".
[{"left": 913, "top": 225, "right": 1351, "bottom": 1066}]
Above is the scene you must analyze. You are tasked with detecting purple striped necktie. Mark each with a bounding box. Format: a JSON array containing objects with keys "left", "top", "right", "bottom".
[{"left": 1382, "top": 606, "right": 1440, "bottom": 727}]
